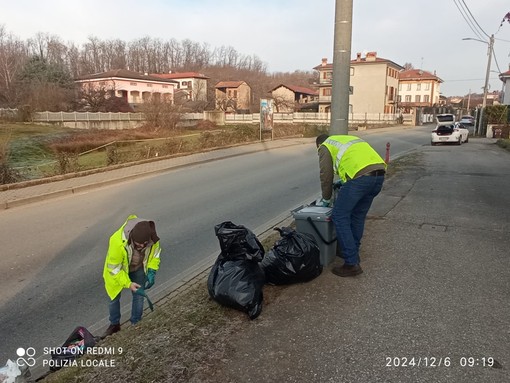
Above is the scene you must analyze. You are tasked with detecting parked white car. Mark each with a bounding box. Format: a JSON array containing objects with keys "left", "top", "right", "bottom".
[
  {"left": 431, "top": 124, "right": 463, "bottom": 145},
  {"left": 431, "top": 114, "right": 469, "bottom": 145}
]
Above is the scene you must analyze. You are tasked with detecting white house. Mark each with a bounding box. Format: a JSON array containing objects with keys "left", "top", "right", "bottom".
[{"left": 398, "top": 69, "right": 443, "bottom": 111}]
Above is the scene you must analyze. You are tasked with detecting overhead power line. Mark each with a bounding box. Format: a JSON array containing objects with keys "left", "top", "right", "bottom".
[
  {"left": 460, "top": 0, "right": 490, "bottom": 38},
  {"left": 452, "top": 0, "right": 486, "bottom": 40}
]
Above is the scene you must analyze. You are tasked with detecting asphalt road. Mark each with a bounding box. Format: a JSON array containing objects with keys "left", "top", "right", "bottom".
[{"left": 0, "top": 125, "right": 434, "bottom": 364}]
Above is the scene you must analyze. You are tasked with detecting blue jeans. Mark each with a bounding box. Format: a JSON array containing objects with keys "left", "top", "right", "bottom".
[
  {"left": 332, "top": 174, "right": 384, "bottom": 265},
  {"left": 108, "top": 268, "right": 146, "bottom": 325}
]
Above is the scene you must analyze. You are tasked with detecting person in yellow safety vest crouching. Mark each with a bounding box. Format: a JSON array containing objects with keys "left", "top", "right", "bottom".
[
  {"left": 101, "top": 215, "right": 162, "bottom": 338},
  {"left": 316, "top": 134, "right": 386, "bottom": 277}
]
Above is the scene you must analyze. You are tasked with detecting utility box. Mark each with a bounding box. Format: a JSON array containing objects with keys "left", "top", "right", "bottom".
[{"left": 291, "top": 205, "right": 337, "bottom": 266}]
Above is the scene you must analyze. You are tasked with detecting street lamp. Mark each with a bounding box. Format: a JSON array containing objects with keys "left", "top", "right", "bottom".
[{"left": 462, "top": 35, "right": 494, "bottom": 136}]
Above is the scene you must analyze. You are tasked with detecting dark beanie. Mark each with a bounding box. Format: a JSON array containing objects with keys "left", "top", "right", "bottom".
[{"left": 131, "top": 221, "right": 160, "bottom": 243}]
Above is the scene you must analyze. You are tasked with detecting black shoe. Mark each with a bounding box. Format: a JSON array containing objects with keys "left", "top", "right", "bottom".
[
  {"left": 332, "top": 264, "right": 363, "bottom": 277},
  {"left": 101, "top": 324, "right": 121, "bottom": 339}
]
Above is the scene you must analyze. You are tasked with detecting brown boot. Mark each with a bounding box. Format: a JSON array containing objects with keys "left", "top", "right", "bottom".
[
  {"left": 332, "top": 264, "right": 363, "bottom": 277},
  {"left": 101, "top": 324, "right": 121, "bottom": 339}
]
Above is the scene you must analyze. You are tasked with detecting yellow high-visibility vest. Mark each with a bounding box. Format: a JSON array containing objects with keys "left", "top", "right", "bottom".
[
  {"left": 321, "top": 135, "right": 386, "bottom": 183},
  {"left": 103, "top": 215, "right": 161, "bottom": 300}
]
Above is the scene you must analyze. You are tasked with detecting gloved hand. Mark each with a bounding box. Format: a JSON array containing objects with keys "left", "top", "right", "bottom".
[
  {"left": 315, "top": 198, "right": 331, "bottom": 207},
  {"left": 144, "top": 269, "right": 156, "bottom": 289},
  {"left": 332, "top": 180, "right": 343, "bottom": 190}
]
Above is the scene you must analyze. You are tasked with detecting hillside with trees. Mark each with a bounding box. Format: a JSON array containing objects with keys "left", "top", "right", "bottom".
[{"left": 0, "top": 25, "right": 318, "bottom": 112}]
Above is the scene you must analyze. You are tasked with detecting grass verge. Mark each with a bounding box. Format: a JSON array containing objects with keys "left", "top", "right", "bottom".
[
  {"left": 1, "top": 122, "right": 329, "bottom": 183},
  {"left": 496, "top": 138, "right": 510, "bottom": 152},
  {"left": 42, "top": 229, "right": 288, "bottom": 383}
]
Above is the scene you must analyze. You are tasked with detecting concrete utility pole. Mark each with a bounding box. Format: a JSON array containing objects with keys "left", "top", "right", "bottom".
[
  {"left": 330, "top": 0, "right": 353, "bottom": 135},
  {"left": 478, "top": 34, "right": 494, "bottom": 136}
]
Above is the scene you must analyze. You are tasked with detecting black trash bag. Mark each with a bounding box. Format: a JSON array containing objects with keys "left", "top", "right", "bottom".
[
  {"left": 207, "top": 257, "right": 265, "bottom": 319},
  {"left": 214, "top": 221, "right": 264, "bottom": 261},
  {"left": 50, "top": 326, "right": 96, "bottom": 371},
  {"left": 261, "top": 227, "right": 322, "bottom": 285}
]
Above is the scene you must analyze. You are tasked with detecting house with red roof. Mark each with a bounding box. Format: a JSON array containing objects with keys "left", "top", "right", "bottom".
[
  {"left": 269, "top": 84, "right": 318, "bottom": 112},
  {"left": 398, "top": 69, "right": 443, "bottom": 111},
  {"left": 314, "top": 52, "right": 403, "bottom": 115},
  {"left": 215, "top": 81, "right": 252, "bottom": 112},
  {"left": 75, "top": 69, "right": 178, "bottom": 107},
  {"left": 151, "top": 72, "right": 209, "bottom": 102}
]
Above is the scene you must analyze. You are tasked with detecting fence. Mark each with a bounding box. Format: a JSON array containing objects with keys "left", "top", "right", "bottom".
[
  {"left": 225, "top": 112, "right": 413, "bottom": 125},
  {"left": 18, "top": 110, "right": 414, "bottom": 128},
  {"left": 33, "top": 111, "right": 144, "bottom": 122}
]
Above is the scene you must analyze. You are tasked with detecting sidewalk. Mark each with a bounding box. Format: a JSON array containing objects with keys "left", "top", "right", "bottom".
[{"left": 206, "top": 139, "right": 510, "bottom": 383}]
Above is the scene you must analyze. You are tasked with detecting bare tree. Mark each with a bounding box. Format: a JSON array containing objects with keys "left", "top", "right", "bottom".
[
  {"left": 139, "top": 96, "right": 183, "bottom": 130},
  {"left": 403, "top": 62, "right": 414, "bottom": 71},
  {"left": 76, "top": 82, "right": 114, "bottom": 111},
  {"left": 0, "top": 26, "right": 29, "bottom": 106}
]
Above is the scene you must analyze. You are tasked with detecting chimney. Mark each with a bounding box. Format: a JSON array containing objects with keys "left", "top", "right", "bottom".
[
  {"left": 321, "top": 58, "right": 328, "bottom": 66},
  {"left": 356, "top": 52, "right": 361, "bottom": 62},
  {"left": 366, "top": 52, "right": 377, "bottom": 62}
]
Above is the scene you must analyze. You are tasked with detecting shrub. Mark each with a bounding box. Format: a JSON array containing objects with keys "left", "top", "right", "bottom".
[{"left": 54, "top": 151, "right": 80, "bottom": 174}]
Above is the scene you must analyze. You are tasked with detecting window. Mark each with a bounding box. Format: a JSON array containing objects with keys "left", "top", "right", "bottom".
[
  {"left": 162, "top": 85, "right": 168, "bottom": 89},
  {"left": 399, "top": 84, "right": 402, "bottom": 91},
  {"left": 388, "top": 86, "right": 394, "bottom": 101},
  {"left": 424, "top": 95, "right": 430, "bottom": 103},
  {"left": 323, "top": 88, "right": 331, "bottom": 96},
  {"left": 233, "top": 90, "right": 238, "bottom": 98},
  {"left": 405, "top": 95, "right": 411, "bottom": 102},
  {"left": 425, "top": 83, "right": 430, "bottom": 90},
  {"left": 147, "top": 83, "right": 152, "bottom": 87},
  {"left": 407, "top": 83, "right": 411, "bottom": 91},
  {"left": 417, "top": 83, "right": 421, "bottom": 91},
  {"left": 130, "top": 82, "right": 137, "bottom": 86},
  {"left": 350, "top": 67, "right": 355, "bottom": 76},
  {"left": 415, "top": 95, "right": 421, "bottom": 102}
]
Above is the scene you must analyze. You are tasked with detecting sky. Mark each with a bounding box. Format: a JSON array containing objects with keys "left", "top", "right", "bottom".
[{"left": 1, "top": 0, "right": 510, "bottom": 97}]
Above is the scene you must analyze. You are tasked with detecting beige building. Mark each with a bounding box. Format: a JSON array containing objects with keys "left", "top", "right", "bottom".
[
  {"left": 75, "top": 69, "right": 178, "bottom": 106},
  {"left": 269, "top": 84, "right": 318, "bottom": 112},
  {"left": 398, "top": 69, "right": 443, "bottom": 111},
  {"left": 314, "top": 52, "right": 403, "bottom": 114},
  {"left": 215, "top": 81, "right": 252, "bottom": 112}
]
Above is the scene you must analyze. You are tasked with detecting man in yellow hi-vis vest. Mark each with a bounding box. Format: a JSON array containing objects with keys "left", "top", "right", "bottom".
[
  {"left": 102, "top": 215, "right": 162, "bottom": 338},
  {"left": 316, "top": 134, "right": 386, "bottom": 277}
]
